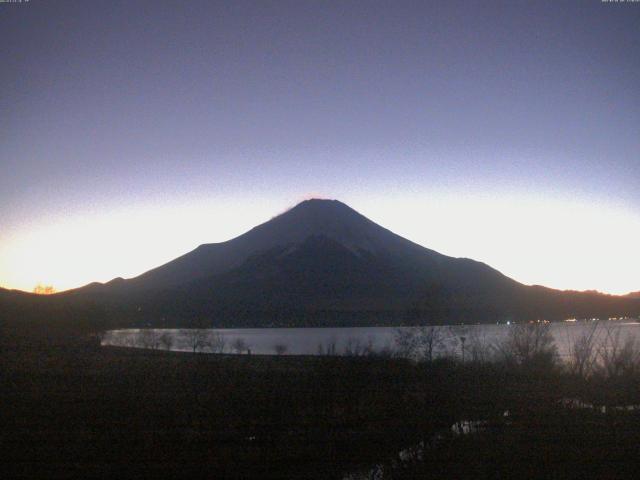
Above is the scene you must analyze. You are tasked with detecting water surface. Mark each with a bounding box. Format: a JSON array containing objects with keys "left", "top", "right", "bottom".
[{"left": 102, "top": 321, "right": 640, "bottom": 359}]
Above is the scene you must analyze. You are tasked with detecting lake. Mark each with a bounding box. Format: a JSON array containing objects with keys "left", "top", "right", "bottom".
[{"left": 102, "top": 321, "right": 640, "bottom": 360}]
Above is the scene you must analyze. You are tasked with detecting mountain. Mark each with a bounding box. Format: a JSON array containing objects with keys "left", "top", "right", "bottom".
[
  {"left": 3, "top": 199, "right": 640, "bottom": 329},
  {"left": 60, "top": 199, "right": 637, "bottom": 327},
  {"left": 627, "top": 292, "right": 640, "bottom": 299},
  {"left": 110, "top": 199, "right": 516, "bottom": 294}
]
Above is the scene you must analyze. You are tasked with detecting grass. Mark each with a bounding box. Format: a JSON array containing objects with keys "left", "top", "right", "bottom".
[
  {"left": 2, "top": 332, "right": 640, "bottom": 479},
  {"left": 1, "top": 342, "right": 443, "bottom": 478}
]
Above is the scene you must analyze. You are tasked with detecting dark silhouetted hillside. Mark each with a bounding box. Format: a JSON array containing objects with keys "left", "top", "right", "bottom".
[{"left": 2, "top": 200, "right": 639, "bottom": 329}]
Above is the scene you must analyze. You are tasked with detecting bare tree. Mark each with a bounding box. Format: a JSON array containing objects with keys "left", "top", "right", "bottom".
[
  {"left": 343, "top": 337, "right": 374, "bottom": 357},
  {"left": 565, "top": 321, "right": 601, "bottom": 378},
  {"left": 596, "top": 325, "right": 640, "bottom": 379},
  {"left": 394, "top": 328, "right": 422, "bottom": 358},
  {"left": 465, "top": 328, "right": 494, "bottom": 363},
  {"left": 496, "top": 322, "right": 558, "bottom": 369},
  {"left": 273, "top": 343, "right": 288, "bottom": 355},
  {"left": 418, "top": 327, "right": 446, "bottom": 362},
  {"left": 185, "top": 329, "right": 212, "bottom": 353},
  {"left": 440, "top": 326, "right": 464, "bottom": 360},
  {"left": 159, "top": 332, "right": 174, "bottom": 351},
  {"left": 317, "top": 337, "right": 338, "bottom": 356},
  {"left": 231, "top": 337, "right": 249, "bottom": 354},
  {"left": 210, "top": 331, "right": 226, "bottom": 353},
  {"left": 140, "top": 329, "right": 161, "bottom": 350},
  {"left": 394, "top": 327, "right": 445, "bottom": 361}
]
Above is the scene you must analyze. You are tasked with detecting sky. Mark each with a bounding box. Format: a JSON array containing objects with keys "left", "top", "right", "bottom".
[{"left": 1, "top": 0, "right": 639, "bottom": 295}]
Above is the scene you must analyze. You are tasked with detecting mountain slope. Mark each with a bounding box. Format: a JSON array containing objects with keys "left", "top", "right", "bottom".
[
  {"left": 102, "top": 199, "right": 516, "bottom": 294},
  {"left": 10, "top": 199, "right": 640, "bottom": 328}
]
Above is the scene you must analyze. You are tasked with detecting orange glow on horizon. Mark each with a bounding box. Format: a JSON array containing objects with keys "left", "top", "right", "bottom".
[{"left": 33, "top": 284, "right": 56, "bottom": 295}]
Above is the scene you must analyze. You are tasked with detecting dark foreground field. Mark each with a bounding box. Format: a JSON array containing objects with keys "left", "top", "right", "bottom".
[{"left": 2, "top": 337, "right": 640, "bottom": 479}]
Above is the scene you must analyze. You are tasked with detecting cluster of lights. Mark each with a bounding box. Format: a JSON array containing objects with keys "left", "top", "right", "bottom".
[{"left": 563, "top": 317, "right": 638, "bottom": 322}]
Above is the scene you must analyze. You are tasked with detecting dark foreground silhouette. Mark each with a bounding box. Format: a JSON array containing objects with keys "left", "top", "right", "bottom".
[{"left": 2, "top": 328, "right": 640, "bottom": 479}]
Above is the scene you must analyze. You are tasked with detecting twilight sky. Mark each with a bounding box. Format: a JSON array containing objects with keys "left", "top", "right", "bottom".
[{"left": 1, "top": 0, "right": 639, "bottom": 294}]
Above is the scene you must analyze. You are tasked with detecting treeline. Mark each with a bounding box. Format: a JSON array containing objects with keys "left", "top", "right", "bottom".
[{"left": 2, "top": 281, "right": 639, "bottom": 334}]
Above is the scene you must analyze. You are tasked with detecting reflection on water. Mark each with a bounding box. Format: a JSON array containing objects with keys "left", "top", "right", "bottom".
[{"left": 102, "top": 322, "right": 640, "bottom": 359}]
